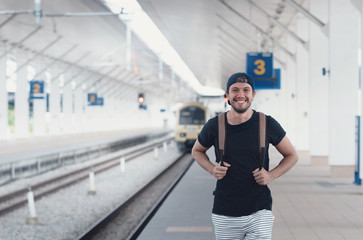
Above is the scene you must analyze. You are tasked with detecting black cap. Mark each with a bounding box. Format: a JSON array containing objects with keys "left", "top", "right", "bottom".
[{"left": 226, "top": 72, "right": 255, "bottom": 91}]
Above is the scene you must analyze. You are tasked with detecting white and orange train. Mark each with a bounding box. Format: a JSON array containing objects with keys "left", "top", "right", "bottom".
[{"left": 174, "top": 102, "right": 209, "bottom": 152}]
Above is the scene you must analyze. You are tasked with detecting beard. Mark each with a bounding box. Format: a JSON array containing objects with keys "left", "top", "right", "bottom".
[{"left": 231, "top": 101, "right": 251, "bottom": 114}]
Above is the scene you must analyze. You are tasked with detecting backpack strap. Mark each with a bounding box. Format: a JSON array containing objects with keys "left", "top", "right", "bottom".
[
  {"left": 258, "top": 112, "right": 266, "bottom": 170},
  {"left": 217, "top": 111, "right": 267, "bottom": 170},
  {"left": 218, "top": 112, "right": 226, "bottom": 166}
]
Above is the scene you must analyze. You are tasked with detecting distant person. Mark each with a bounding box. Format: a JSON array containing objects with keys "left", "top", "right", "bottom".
[{"left": 192, "top": 72, "right": 298, "bottom": 240}]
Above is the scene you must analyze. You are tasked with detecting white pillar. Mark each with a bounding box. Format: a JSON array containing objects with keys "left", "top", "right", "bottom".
[
  {"left": 26, "top": 189, "right": 38, "bottom": 224},
  {"left": 14, "top": 52, "right": 29, "bottom": 138},
  {"left": 359, "top": 0, "right": 363, "bottom": 181},
  {"left": 62, "top": 72, "right": 73, "bottom": 134},
  {"left": 309, "top": 0, "right": 329, "bottom": 165},
  {"left": 126, "top": 20, "right": 132, "bottom": 71},
  {"left": 120, "top": 157, "right": 125, "bottom": 174},
  {"left": 285, "top": 35, "right": 298, "bottom": 147},
  {"left": 274, "top": 47, "right": 288, "bottom": 128},
  {"left": 296, "top": 16, "right": 310, "bottom": 157},
  {"left": 49, "top": 67, "right": 61, "bottom": 135},
  {"left": 32, "top": 62, "right": 47, "bottom": 136},
  {"left": 329, "top": 0, "right": 359, "bottom": 173},
  {"left": 0, "top": 54, "right": 7, "bottom": 140},
  {"left": 74, "top": 83, "right": 84, "bottom": 133},
  {"left": 88, "top": 172, "right": 96, "bottom": 195}
]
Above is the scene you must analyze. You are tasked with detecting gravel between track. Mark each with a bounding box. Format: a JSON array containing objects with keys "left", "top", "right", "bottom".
[{"left": 0, "top": 142, "right": 181, "bottom": 240}]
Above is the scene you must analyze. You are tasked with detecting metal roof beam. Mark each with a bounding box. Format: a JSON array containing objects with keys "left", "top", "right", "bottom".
[
  {"left": 7, "top": 35, "right": 62, "bottom": 79},
  {"left": 283, "top": 0, "right": 325, "bottom": 28},
  {"left": 98, "top": 69, "right": 126, "bottom": 93},
  {"left": 248, "top": 0, "right": 306, "bottom": 46},
  {"left": 34, "top": 44, "right": 79, "bottom": 79},
  {"left": 220, "top": 54, "right": 243, "bottom": 71},
  {"left": 84, "top": 66, "right": 120, "bottom": 92},
  {"left": 109, "top": 73, "right": 136, "bottom": 98},
  {"left": 217, "top": 42, "right": 245, "bottom": 64},
  {"left": 219, "top": 0, "right": 295, "bottom": 59},
  {"left": 74, "top": 73, "right": 93, "bottom": 91},
  {"left": 100, "top": 81, "right": 120, "bottom": 95},
  {"left": 0, "top": 14, "right": 16, "bottom": 28},
  {"left": 0, "top": 26, "right": 41, "bottom": 59},
  {"left": 217, "top": 26, "right": 251, "bottom": 50},
  {"left": 216, "top": 13, "right": 255, "bottom": 48}
]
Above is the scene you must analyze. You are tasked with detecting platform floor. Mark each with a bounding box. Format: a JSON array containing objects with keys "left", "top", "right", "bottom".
[
  {"left": 138, "top": 148, "right": 363, "bottom": 240},
  {"left": 0, "top": 128, "right": 164, "bottom": 161}
]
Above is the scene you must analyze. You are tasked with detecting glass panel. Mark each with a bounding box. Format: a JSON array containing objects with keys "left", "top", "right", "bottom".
[{"left": 179, "top": 106, "right": 205, "bottom": 125}]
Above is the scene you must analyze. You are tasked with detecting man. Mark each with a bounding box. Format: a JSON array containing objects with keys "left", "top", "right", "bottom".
[{"left": 191, "top": 72, "right": 298, "bottom": 240}]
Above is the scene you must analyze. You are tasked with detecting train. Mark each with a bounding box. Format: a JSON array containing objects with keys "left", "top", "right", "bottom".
[{"left": 174, "top": 102, "right": 209, "bottom": 152}]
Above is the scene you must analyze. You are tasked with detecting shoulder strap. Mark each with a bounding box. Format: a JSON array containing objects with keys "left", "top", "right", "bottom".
[
  {"left": 258, "top": 112, "right": 266, "bottom": 170},
  {"left": 218, "top": 112, "right": 226, "bottom": 166},
  {"left": 217, "top": 111, "right": 266, "bottom": 169}
]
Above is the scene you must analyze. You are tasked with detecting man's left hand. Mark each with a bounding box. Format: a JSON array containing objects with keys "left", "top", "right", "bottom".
[{"left": 252, "top": 168, "right": 273, "bottom": 185}]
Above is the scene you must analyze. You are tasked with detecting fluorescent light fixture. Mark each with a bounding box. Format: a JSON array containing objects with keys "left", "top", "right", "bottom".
[{"left": 103, "top": 0, "right": 224, "bottom": 96}]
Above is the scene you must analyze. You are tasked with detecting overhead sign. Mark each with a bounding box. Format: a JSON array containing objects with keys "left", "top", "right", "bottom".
[
  {"left": 88, "top": 93, "right": 98, "bottom": 106},
  {"left": 88, "top": 93, "right": 104, "bottom": 106},
  {"left": 254, "top": 68, "right": 281, "bottom": 90},
  {"left": 30, "top": 80, "right": 45, "bottom": 99},
  {"left": 246, "top": 52, "right": 273, "bottom": 79},
  {"left": 246, "top": 52, "right": 280, "bottom": 90},
  {"left": 97, "top": 97, "right": 104, "bottom": 106}
]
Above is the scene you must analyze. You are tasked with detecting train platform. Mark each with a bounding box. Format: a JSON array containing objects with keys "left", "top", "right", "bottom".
[
  {"left": 0, "top": 128, "right": 172, "bottom": 185},
  {"left": 0, "top": 128, "right": 168, "bottom": 161},
  {"left": 137, "top": 148, "right": 363, "bottom": 240}
]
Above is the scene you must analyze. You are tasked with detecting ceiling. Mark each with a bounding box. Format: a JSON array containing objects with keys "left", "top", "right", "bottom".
[
  {"left": 0, "top": 0, "right": 309, "bottom": 100},
  {"left": 138, "top": 0, "right": 309, "bottom": 89}
]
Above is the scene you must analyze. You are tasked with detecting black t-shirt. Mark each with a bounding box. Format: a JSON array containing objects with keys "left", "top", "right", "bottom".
[{"left": 197, "top": 110, "right": 286, "bottom": 217}]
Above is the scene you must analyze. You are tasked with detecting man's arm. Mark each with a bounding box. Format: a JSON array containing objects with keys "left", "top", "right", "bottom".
[
  {"left": 191, "top": 140, "right": 231, "bottom": 180},
  {"left": 253, "top": 135, "right": 298, "bottom": 185}
]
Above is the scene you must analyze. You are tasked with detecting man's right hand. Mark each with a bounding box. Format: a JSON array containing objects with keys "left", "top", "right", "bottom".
[{"left": 212, "top": 161, "right": 231, "bottom": 180}]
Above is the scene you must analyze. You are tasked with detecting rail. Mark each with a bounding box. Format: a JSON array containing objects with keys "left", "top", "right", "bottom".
[{"left": 0, "top": 130, "right": 171, "bottom": 185}]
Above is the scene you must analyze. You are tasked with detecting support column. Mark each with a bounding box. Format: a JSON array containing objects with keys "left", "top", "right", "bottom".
[
  {"left": 309, "top": 0, "right": 329, "bottom": 165},
  {"left": 74, "top": 77, "right": 84, "bottom": 133},
  {"left": 14, "top": 52, "right": 29, "bottom": 138},
  {"left": 285, "top": 35, "right": 298, "bottom": 147},
  {"left": 296, "top": 16, "right": 310, "bottom": 160},
  {"left": 62, "top": 71, "right": 73, "bottom": 134},
  {"left": 84, "top": 77, "right": 95, "bottom": 132},
  {"left": 125, "top": 20, "right": 132, "bottom": 71},
  {"left": 49, "top": 67, "right": 61, "bottom": 135},
  {"left": 32, "top": 62, "right": 47, "bottom": 136},
  {"left": 359, "top": 0, "right": 363, "bottom": 181},
  {"left": 0, "top": 54, "right": 7, "bottom": 140},
  {"left": 159, "top": 57, "right": 163, "bottom": 86},
  {"left": 329, "top": 0, "right": 359, "bottom": 176}
]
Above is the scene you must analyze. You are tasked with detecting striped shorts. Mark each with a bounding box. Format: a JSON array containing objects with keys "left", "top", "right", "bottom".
[{"left": 212, "top": 209, "right": 274, "bottom": 240}]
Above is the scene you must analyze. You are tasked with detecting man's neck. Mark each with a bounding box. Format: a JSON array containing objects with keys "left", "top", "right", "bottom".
[{"left": 227, "top": 108, "right": 254, "bottom": 125}]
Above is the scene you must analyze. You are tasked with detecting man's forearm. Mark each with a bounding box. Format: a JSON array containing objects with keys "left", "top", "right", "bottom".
[
  {"left": 193, "top": 151, "right": 215, "bottom": 175},
  {"left": 269, "top": 154, "right": 298, "bottom": 180}
]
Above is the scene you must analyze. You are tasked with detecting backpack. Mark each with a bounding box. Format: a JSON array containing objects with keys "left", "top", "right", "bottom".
[{"left": 218, "top": 112, "right": 266, "bottom": 169}]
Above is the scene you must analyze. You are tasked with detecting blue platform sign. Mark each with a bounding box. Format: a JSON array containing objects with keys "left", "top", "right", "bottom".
[
  {"left": 30, "top": 80, "right": 45, "bottom": 99},
  {"left": 88, "top": 93, "right": 104, "bottom": 106},
  {"left": 88, "top": 93, "right": 98, "bottom": 106},
  {"left": 97, "top": 97, "right": 104, "bottom": 106},
  {"left": 254, "top": 68, "right": 281, "bottom": 90},
  {"left": 246, "top": 52, "right": 273, "bottom": 79}
]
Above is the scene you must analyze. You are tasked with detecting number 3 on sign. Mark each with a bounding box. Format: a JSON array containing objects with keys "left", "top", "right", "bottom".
[{"left": 253, "top": 59, "right": 266, "bottom": 75}]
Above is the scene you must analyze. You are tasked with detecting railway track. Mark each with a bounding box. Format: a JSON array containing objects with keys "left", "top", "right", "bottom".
[
  {"left": 0, "top": 137, "right": 172, "bottom": 216},
  {"left": 77, "top": 153, "right": 194, "bottom": 240}
]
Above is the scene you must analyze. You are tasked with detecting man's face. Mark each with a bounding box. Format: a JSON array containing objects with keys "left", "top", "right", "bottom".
[{"left": 226, "top": 82, "right": 256, "bottom": 114}]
